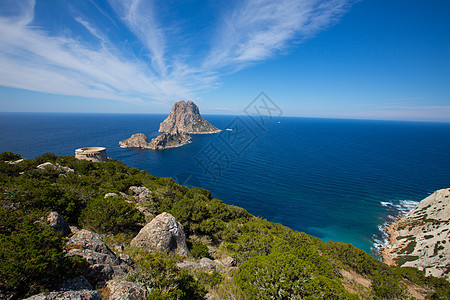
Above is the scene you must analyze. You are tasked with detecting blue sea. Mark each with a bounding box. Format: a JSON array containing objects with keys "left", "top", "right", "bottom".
[{"left": 1, "top": 112, "right": 450, "bottom": 253}]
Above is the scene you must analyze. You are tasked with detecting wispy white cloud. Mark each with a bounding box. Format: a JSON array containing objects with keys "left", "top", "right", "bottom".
[
  {"left": 0, "top": 0, "right": 353, "bottom": 105},
  {"left": 204, "top": 0, "right": 352, "bottom": 70}
]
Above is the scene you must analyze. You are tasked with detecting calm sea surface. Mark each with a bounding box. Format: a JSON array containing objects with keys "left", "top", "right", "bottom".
[{"left": 1, "top": 112, "right": 449, "bottom": 253}]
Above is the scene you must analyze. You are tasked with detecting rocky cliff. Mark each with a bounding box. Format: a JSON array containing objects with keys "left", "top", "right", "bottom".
[
  {"left": 159, "top": 100, "right": 220, "bottom": 134},
  {"left": 381, "top": 188, "right": 450, "bottom": 279},
  {"left": 119, "top": 100, "right": 218, "bottom": 150}
]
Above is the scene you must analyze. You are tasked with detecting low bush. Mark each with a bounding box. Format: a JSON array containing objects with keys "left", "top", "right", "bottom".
[
  {"left": 79, "top": 196, "right": 144, "bottom": 234},
  {"left": 0, "top": 221, "right": 83, "bottom": 299},
  {"left": 127, "top": 253, "right": 206, "bottom": 299},
  {"left": 190, "top": 241, "right": 210, "bottom": 258}
]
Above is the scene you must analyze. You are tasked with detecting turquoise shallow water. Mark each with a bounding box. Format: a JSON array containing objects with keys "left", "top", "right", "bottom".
[{"left": 1, "top": 112, "right": 449, "bottom": 253}]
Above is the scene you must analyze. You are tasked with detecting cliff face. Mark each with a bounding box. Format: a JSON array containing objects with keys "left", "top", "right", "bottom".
[
  {"left": 381, "top": 188, "right": 450, "bottom": 279},
  {"left": 158, "top": 100, "right": 220, "bottom": 134}
]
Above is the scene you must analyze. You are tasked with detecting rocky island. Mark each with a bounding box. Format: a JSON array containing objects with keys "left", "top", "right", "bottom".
[
  {"left": 119, "top": 100, "right": 220, "bottom": 150},
  {"left": 380, "top": 188, "right": 450, "bottom": 280},
  {"left": 158, "top": 100, "right": 221, "bottom": 134}
]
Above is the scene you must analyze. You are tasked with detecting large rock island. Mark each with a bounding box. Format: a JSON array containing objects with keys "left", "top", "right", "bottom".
[
  {"left": 159, "top": 100, "right": 220, "bottom": 134},
  {"left": 380, "top": 188, "right": 450, "bottom": 280},
  {"left": 119, "top": 100, "right": 219, "bottom": 150}
]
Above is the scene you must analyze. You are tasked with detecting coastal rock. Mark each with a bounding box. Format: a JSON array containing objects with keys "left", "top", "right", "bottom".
[
  {"left": 60, "top": 276, "right": 93, "bottom": 291},
  {"left": 47, "top": 211, "right": 71, "bottom": 237},
  {"left": 103, "top": 280, "right": 148, "bottom": 300},
  {"left": 129, "top": 186, "right": 154, "bottom": 220},
  {"left": 176, "top": 258, "right": 219, "bottom": 271},
  {"left": 66, "top": 230, "right": 136, "bottom": 285},
  {"left": 176, "top": 260, "right": 200, "bottom": 270},
  {"left": 37, "top": 162, "right": 74, "bottom": 174},
  {"left": 119, "top": 133, "right": 152, "bottom": 149},
  {"left": 159, "top": 100, "right": 220, "bottom": 134},
  {"left": 130, "top": 212, "right": 189, "bottom": 255},
  {"left": 104, "top": 193, "right": 119, "bottom": 198},
  {"left": 199, "top": 258, "right": 219, "bottom": 271},
  {"left": 25, "top": 290, "right": 101, "bottom": 300},
  {"left": 207, "top": 245, "right": 217, "bottom": 256},
  {"left": 221, "top": 256, "right": 236, "bottom": 267},
  {"left": 129, "top": 186, "right": 152, "bottom": 201},
  {"left": 381, "top": 188, "right": 450, "bottom": 279}
]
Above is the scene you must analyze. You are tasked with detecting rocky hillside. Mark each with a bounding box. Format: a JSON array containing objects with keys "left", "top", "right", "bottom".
[
  {"left": 1, "top": 152, "right": 450, "bottom": 299},
  {"left": 381, "top": 188, "right": 450, "bottom": 279},
  {"left": 159, "top": 100, "right": 220, "bottom": 134}
]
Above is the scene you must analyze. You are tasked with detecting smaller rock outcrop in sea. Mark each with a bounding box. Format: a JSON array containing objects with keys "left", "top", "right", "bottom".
[
  {"left": 119, "top": 133, "right": 152, "bottom": 149},
  {"left": 380, "top": 188, "right": 450, "bottom": 279},
  {"left": 119, "top": 130, "right": 191, "bottom": 150},
  {"left": 119, "top": 100, "right": 219, "bottom": 150},
  {"left": 130, "top": 212, "right": 189, "bottom": 255}
]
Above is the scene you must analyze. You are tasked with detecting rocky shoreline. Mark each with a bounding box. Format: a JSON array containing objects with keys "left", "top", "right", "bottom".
[
  {"left": 378, "top": 216, "right": 406, "bottom": 266},
  {"left": 378, "top": 188, "right": 450, "bottom": 280}
]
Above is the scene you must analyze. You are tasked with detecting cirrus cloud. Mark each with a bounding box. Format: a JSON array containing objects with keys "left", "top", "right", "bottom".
[{"left": 0, "top": 0, "right": 354, "bottom": 104}]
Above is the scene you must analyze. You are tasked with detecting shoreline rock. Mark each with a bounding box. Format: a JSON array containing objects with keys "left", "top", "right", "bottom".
[
  {"left": 379, "top": 188, "right": 450, "bottom": 280},
  {"left": 378, "top": 216, "right": 406, "bottom": 266}
]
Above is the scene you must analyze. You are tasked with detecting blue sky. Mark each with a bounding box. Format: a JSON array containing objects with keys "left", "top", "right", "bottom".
[{"left": 0, "top": 0, "right": 449, "bottom": 121}]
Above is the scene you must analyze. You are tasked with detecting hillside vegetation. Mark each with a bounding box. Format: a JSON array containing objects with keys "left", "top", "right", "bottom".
[{"left": 1, "top": 152, "right": 449, "bottom": 299}]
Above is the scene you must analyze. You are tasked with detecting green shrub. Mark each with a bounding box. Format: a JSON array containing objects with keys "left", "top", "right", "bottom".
[
  {"left": 371, "top": 271, "right": 406, "bottom": 299},
  {"left": 190, "top": 241, "right": 210, "bottom": 258},
  {"left": 325, "top": 241, "right": 380, "bottom": 275},
  {"left": 235, "top": 252, "right": 355, "bottom": 300},
  {"left": 0, "top": 221, "right": 82, "bottom": 299},
  {"left": 0, "top": 152, "right": 21, "bottom": 161},
  {"left": 79, "top": 197, "right": 144, "bottom": 234},
  {"left": 127, "top": 253, "right": 206, "bottom": 300},
  {"left": 197, "top": 270, "right": 223, "bottom": 287},
  {"left": 170, "top": 198, "right": 209, "bottom": 235}
]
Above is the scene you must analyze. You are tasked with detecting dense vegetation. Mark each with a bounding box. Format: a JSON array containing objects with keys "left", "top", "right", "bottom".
[{"left": 1, "top": 152, "right": 449, "bottom": 299}]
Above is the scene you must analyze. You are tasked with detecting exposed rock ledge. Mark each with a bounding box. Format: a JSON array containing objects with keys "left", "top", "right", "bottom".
[
  {"left": 380, "top": 188, "right": 450, "bottom": 280},
  {"left": 119, "top": 100, "right": 219, "bottom": 150}
]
